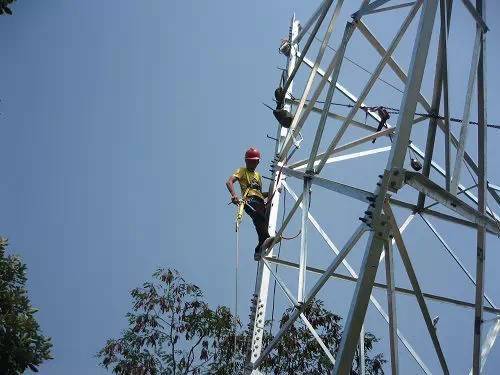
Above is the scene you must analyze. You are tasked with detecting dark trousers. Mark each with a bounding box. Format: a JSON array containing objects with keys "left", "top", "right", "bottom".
[{"left": 244, "top": 197, "right": 270, "bottom": 253}]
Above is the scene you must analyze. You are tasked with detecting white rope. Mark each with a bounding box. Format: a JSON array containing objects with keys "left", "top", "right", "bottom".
[{"left": 233, "top": 224, "right": 240, "bottom": 372}]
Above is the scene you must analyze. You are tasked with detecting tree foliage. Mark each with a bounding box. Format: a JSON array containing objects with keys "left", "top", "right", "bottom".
[
  {"left": 0, "top": 237, "right": 53, "bottom": 374},
  {"left": 0, "top": 0, "right": 15, "bottom": 15},
  {"left": 259, "top": 300, "right": 385, "bottom": 374},
  {"left": 98, "top": 268, "right": 385, "bottom": 374}
]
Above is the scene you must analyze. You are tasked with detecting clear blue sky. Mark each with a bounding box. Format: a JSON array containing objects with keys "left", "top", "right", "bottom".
[{"left": 1, "top": 1, "right": 500, "bottom": 374}]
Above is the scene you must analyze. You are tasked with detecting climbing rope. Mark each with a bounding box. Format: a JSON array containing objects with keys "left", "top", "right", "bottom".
[{"left": 233, "top": 221, "right": 239, "bottom": 371}]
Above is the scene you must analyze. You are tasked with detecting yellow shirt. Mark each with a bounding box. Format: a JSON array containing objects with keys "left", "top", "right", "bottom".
[{"left": 233, "top": 167, "right": 265, "bottom": 200}]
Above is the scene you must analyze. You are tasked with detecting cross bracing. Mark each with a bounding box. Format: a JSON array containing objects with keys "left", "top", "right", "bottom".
[{"left": 245, "top": 1, "right": 499, "bottom": 373}]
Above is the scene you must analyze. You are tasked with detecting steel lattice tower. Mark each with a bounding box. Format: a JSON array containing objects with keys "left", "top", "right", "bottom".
[{"left": 245, "top": 0, "right": 500, "bottom": 374}]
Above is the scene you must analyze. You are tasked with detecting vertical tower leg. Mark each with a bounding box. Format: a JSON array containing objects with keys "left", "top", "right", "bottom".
[
  {"left": 247, "top": 15, "right": 299, "bottom": 374},
  {"left": 333, "top": 1, "right": 438, "bottom": 373},
  {"left": 472, "top": 0, "right": 487, "bottom": 373}
]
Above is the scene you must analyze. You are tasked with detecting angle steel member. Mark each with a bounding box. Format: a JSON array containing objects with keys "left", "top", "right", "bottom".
[
  {"left": 334, "top": 1, "right": 438, "bottom": 372},
  {"left": 246, "top": 15, "right": 300, "bottom": 375},
  {"left": 472, "top": 0, "right": 487, "bottom": 373}
]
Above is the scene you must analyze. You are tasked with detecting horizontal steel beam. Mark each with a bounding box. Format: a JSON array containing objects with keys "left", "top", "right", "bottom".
[
  {"left": 405, "top": 171, "right": 500, "bottom": 234},
  {"left": 264, "top": 257, "right": 500, "bottom": 315},
  {"left": 288, "top": 127, "right": 394, "bottom": 170},
  {"left": 293, "top": 146, "right": 391, "bottom": 170},
  {"left": 389, "top": 198, "right": 481, "bottom": 228},
  {"left": 282, "top": 166, "right": 374, "bottom": 203}
]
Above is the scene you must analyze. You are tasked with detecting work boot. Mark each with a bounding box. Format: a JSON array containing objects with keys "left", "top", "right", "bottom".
[{"left": 254, "top": 245, "right": 262, "bottom": 261}]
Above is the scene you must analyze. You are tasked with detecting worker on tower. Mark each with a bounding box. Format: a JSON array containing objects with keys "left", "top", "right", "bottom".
[{"left": 226, "top": 147, "right": 275, "bottom": 260}]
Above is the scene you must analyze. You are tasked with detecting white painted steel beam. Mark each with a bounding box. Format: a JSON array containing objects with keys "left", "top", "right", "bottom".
[
  {"left": 473, "top": 0, "right": 488, "bottom": 370},
  {"left": 289, "top": 127, "right": 394, "bottom": 171},
  {"left": 359, "top": 325, "right": 366, "bottom": 375},
  {"left": 293, "top": 146, "right": 392, "bottom": 171},
  {"left": 248, "top": 17, "right": 299, "bottom": 372},
  {"left": 450, "top": 28, "right": 481, "bottom": 195},
  {"left": 384, "top": 240, "right": 400, "bottom": 374},
  {"left": 298, "top": 177, "right": 311, "bottom": 302}
]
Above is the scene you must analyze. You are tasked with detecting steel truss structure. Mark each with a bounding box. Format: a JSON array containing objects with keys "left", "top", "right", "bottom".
[{"left": 245, "top": 0, "right": 499, "bottom": 373}]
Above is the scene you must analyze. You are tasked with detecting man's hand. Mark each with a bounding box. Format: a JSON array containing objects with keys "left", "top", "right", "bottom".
[{"left": 231, "top": 195, "right": 240, "bottom": 205}]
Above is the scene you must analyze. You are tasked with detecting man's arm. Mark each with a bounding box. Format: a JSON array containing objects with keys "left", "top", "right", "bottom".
[{"left": 226, "top": 175, "right": 240, "bottom": 204}]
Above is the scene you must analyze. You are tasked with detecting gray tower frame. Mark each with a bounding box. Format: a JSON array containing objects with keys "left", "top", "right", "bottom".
[{"left": 247, "top": 1, "right": 499, "bottom": 374}]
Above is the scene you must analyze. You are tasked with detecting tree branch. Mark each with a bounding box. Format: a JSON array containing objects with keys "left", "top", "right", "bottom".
[
  {"left": 170, "top": 311, "right": 176, "bottom": 375},
  {"left": 184, "top": 334, "right": 205, "bottom": 374}
]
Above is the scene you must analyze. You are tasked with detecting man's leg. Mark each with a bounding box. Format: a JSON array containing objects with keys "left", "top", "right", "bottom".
[{"left": 246, "top": 198, "right": 270, "bottom": 256}]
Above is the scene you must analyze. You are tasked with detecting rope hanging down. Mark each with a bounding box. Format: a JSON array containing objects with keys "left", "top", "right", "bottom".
[{"left": 233, "top": 204, "right": 242, "bottom": 370}]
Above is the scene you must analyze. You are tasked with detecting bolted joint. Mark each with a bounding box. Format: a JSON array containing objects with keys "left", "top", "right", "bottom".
[
  {"left": 388, "top": 167, "right": 405, "bottom": 192},
  {"left": 304, "top": 169, "right": 315, "bottom": 179},
  {"left": 371, "top": 213, "right": 390, "bottom": 239}
]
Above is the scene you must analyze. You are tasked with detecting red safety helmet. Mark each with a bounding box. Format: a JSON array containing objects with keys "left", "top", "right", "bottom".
[{"left": 245, "top": 147, "right": 261, "bottom": 160}]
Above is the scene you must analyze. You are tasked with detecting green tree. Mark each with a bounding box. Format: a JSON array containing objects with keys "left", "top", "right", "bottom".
[
  {"left": 0, "top": 237, "right": 53, "bottom": 374},
  {"left": 98, "top": 268, "right": 385, "bottom": 374},
  {"left": 0, "top": 0, "right": 15, "bottom": 15}
]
